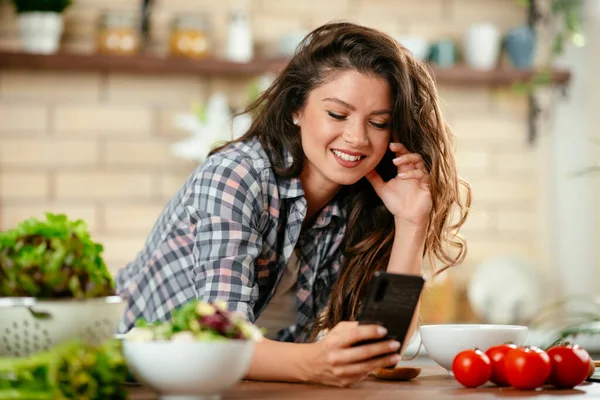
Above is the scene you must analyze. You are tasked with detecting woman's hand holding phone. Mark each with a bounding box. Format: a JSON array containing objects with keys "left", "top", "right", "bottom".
[{"left": 307, "top": 321, "right": 400, "bottom": 387}]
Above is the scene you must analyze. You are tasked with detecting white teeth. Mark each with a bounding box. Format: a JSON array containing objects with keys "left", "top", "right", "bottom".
[{"left": 332, "top": 150, "right": 362, "bottom": 162}]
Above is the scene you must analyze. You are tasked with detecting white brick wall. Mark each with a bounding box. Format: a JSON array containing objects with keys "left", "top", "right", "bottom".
[
  {"left": 54, "top": 105, "right": 153, "bottom": 135},
  {"left": 0, "top": 139, "right": 99, "bottom": 167},
  {"left": 0, "top": 71, "right": 103, "bottom": 102}
]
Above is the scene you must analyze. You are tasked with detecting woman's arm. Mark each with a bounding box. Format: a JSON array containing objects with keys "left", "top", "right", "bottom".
[
  {"left": 245, "top": 339, "right": 315, "bottom": 382},
  {"left": 245, "top": 324, "right": 399, "bottom": 386},
  {"left": 365, "top": 142, "right": 433, "bottom": 355},
  {"left": 186, "top": 155, "right": 265, "bottom": 320},
  {"left": 386, "top": 219, "right": 427, "bottom": 355},
  {"left": 387, "top": 219, "right": 427, "bottom": 276}
]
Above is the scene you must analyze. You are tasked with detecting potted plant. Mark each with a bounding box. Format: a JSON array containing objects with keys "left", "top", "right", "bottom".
[
  {"left": 506, "top": 0, "right": 584, "bottom": 93},
  {"left": 11, "top": 0, "right": 73, "bottom": 54}
]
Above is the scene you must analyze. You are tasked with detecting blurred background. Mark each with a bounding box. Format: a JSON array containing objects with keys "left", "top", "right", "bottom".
[{"left": 0, "top": 0, "right": 598, "bottom": 346}]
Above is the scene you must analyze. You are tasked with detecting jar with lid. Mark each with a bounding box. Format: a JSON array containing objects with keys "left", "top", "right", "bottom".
[
  {"left": 96, "top": 12, "right": 141, "bottom": 56},
  {"left": 169, "top": 14, "right": 211, "bottom": 59}
]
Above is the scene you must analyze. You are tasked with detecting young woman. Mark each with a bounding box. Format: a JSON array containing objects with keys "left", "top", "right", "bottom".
[{"left": 115, "top": 22, "right": 470, "bottom": 387}]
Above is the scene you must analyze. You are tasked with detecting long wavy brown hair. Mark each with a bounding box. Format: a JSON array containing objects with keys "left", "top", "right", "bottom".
[{"left": 212, "top": 22, "right": 471, "bottom": 340}]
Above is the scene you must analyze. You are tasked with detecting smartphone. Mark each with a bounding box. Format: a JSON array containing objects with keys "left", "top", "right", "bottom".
[{"left": 354, "top": 271, "right": 425, "bottom": 349}]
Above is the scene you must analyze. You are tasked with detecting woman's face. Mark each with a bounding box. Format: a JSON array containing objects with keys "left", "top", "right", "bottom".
[{"left": 295, "top": 70, "right": 392, "bottom": 189}]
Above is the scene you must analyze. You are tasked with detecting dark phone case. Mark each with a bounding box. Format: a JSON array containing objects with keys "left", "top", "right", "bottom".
[{"left": 355, "top": 271, "right": 425, "bottom": 347}]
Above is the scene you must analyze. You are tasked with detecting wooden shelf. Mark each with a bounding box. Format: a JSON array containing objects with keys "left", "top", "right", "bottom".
[
  {"left": 0, "top": 50, "right": 572, "bottom": 86},
  {"left": 427, "top": 65, "right": 571, "bottom": 86},
  {"left": 0, "top": 51, "right": 289, "bottom": 77}
]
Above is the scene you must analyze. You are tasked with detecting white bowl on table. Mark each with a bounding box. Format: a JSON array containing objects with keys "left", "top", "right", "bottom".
[
  {"left": 123, "top": 339, "right": 255, "bottom": 400},
  {"left": 420, "top": 324, "right": 528, "bottom": 372}
]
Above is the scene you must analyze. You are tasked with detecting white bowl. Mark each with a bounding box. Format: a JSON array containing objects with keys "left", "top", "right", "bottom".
[
  {"left": 420, "top": 324, "right": 528, "bottom": 371},
  {"left": 123, "top": 340, "right": 255, "bottom": 400}
]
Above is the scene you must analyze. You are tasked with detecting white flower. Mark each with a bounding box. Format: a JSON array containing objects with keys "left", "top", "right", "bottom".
[{"left": 170, "top": 92, "right": 238, "bottom": 162}]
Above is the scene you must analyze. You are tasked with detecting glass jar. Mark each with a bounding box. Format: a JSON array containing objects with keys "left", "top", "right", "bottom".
[
  {"left": 97, "top": 12, "right": 141, "bottom": 56},
  {"left": 169, "top": 14, "right": 211, "bottom": 59}
]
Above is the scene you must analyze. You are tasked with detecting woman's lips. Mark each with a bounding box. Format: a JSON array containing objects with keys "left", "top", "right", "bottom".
[{"left": 331, "top": 149, "right": 365, "bottom": 168}]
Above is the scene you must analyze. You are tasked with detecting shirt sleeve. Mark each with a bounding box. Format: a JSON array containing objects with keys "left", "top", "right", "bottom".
[{"left": 184, "top": 154, "right": 266, "bottom": 322}]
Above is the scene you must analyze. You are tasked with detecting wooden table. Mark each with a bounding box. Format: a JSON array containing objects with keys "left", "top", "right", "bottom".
[{"left": 127, "top": 365, "right": 600, "bottom": 399}]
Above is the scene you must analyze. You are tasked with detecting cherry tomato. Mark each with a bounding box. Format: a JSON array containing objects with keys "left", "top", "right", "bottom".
[
  {"left": 452, "top": 349, "right": 492, "bottom": 388},
  {"left": 504, "top": 346, "right": 551, "bottom": 390},
  {"left": 485, "top": 343, "right": 517, "bottom": 386},
  {"left": 547, "top": 344, "right": 591, "bottom": 389}
]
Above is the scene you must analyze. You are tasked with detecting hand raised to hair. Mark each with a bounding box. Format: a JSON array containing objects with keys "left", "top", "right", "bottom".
[{"left": 365, "top": 142, "right": 432, "bottom": 228}]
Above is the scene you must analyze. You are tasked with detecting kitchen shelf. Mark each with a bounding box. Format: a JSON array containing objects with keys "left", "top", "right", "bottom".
[
  {"left": 0, "top": 51, "right": 289, "bottom": 77},
  {"left": 0, "top": 50, "right": 572, "bottom": 86},
  {"left": 430, "top": 65, "right": 571, "bottom": 86}
]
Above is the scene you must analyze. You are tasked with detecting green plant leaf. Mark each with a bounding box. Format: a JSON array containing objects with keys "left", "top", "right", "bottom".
[{"left": 0, "top": 339, "right": 128, "bottom": 399}]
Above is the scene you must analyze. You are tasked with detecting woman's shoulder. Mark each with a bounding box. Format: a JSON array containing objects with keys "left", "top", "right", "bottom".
[
  {"left": 207, "top": 137, "right": 272, "bottom": 171},
  {"left": 189, "top": 137, "right": 275, "bottom": 194}
]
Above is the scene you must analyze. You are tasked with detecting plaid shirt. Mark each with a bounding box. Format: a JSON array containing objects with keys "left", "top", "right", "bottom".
[{"left": 115, "top": 138, "right": 347, "bottom": 342}]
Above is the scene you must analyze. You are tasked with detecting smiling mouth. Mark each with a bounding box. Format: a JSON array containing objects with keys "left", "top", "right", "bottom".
[{"left": 331, "top": 149, "right": 365, "bottom": 162}]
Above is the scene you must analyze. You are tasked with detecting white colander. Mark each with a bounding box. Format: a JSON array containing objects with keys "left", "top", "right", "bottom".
[{"left": 0, "top": 296, "right": 126, "bottom": 357}]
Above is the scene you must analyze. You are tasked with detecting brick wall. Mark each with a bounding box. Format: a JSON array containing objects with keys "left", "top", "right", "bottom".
[{"left": 0, "top": 0, "right": 545, "bottom": 319}]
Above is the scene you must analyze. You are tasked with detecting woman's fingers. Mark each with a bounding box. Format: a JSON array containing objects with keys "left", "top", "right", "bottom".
[
  {"left": 318, "top": 322, "right": 399, "bottom": 387},
  {"left": 397, "top": 169, "right": 430, "bottom": 184},
  {"left": 328, "top": 339, "right": 400, "bottom": 366},
  {"left": 392, "top": 153, "right": 426, "bottom": 171},
  {"left": 335, "top": 324, "right": 388, "bottom": 348},
  {"left": 331, "top": 353, "right": 400, "bottom": 379},
  {"left": 389, "top": 142, "right": 409, "bottom": 156}
]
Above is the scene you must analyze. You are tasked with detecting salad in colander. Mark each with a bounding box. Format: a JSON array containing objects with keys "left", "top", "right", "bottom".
[
  {"left": 0, "top": 213, "right": 114, "bottom": 299},
  {"left": 127, "top": 299, "right": 264, "bottom": 342}
]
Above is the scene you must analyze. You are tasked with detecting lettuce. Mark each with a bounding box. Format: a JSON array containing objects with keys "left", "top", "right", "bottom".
[
  {"left": 132, "top": 300, "right": 264, "bottom": 341},
  {"left": 0, "top": 213, "right": 114, "bottom": 298},
  {"left": 0, "top": 339, "right": 128, "bottom": 399}
]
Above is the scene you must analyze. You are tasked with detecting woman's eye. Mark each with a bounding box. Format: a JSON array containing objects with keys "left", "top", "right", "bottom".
[
  {"left": 370, "top": 121, "right": 389, "bottom": 129},
  {"left": 327, "top": 111, "right": 347, "bottom": 121}
]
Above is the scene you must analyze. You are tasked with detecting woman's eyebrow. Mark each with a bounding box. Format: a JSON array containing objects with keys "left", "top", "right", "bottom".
[{"left": 322, "top": 97, "right": 391, "bottom": 115}]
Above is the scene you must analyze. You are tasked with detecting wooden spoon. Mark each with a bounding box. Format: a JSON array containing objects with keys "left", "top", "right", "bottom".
[{"left": 371, "top": 366, "right": 422, "bottom": 381}]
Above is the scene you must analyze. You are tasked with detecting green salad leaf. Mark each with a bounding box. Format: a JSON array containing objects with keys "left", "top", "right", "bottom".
[
  {"left": 0, "top": 339, "right": 128, "bottom": 400},
  {"left": 0, "top": 213, "right": 115, "bottom": 298},
  {"left": 131, "top": 300, "right": 264, "bottom": 341}
]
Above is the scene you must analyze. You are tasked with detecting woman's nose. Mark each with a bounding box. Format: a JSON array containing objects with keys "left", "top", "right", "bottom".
[{"left": 342, "top": 122, "right": 369, "bottom": 146}]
